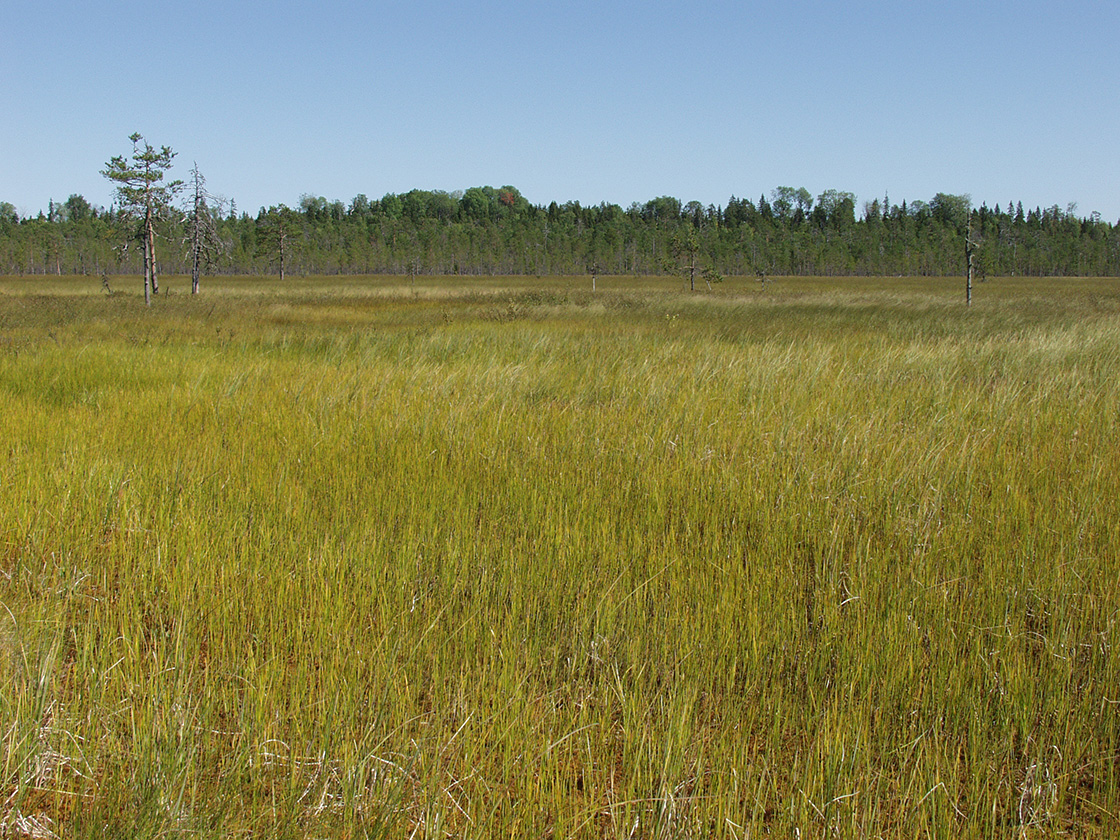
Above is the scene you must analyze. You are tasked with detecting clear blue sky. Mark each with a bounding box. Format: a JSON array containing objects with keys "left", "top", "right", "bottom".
[{"left": 3, "top": 0, "right": 1118, "bottom": 221}]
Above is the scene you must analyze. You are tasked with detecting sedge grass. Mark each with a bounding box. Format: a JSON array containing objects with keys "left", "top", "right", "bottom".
[{"left": 1, "top": 274, "right": 1119, "bottom": 837}]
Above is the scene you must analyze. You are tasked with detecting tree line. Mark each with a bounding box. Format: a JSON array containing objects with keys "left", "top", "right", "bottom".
[{"left": 2, "top": 138, "right": 1118, "bottom": 285}]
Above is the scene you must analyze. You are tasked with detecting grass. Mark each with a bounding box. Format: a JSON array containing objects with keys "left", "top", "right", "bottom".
[{"left": 2, "top": 273, "right": 1119, "bottom": 837}]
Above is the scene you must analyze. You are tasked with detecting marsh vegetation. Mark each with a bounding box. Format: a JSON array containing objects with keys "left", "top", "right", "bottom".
[{"left": 2, "top": 274, "right": 1119, "bottom": 837}]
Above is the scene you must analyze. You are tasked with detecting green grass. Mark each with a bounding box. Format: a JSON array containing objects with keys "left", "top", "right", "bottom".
[{"left": 2, "top": 273, "right": 1120, "bottom": 837}]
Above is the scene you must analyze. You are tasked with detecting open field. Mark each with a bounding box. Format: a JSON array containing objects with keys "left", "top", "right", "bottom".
[{"left": 2, "top": 274, "right": 1120, "bottom": 838}]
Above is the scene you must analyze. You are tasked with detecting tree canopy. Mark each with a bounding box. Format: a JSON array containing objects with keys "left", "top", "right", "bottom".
[{"left": 3, "top": 169, "right": 1118, "bottom": 280}]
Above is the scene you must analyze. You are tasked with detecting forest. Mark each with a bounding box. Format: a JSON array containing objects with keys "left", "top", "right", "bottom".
[{"left": 2, "top": 183, "right": 1119, "bottom": 280}]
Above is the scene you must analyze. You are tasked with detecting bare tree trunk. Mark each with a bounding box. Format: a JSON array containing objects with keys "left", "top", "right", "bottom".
[
  {"left": 189, "top": 164, "right": 204, "bottom": 294},
  {"left": 142, "top": 213, "right": 151, "bottom": 309},
  {"left": 149, "top": 217, "right": 159, "bottom": 296},
  {"left": 965, "top": 212, "right": 976, "bottom": 306},
  {"left": 966, "top": 251, "right": 973, "bottom": 306},
  {"left": 191, "top": 219, "right": 201, "bottom": 294}
]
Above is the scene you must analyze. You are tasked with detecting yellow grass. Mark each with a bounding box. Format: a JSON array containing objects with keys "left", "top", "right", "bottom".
[{"left": 1, "top": 274, "right": 1119, "bottom": 837}]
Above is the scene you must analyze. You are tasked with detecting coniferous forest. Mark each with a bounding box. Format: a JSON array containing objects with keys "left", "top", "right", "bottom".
[{"left": 2, "top": 184, "right": 1118, "bottom": 279}]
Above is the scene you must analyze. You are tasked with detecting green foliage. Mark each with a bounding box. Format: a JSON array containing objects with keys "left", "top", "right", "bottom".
[
  {"left": 255, "top": 204, "right": 300, "bottom": 279},
  {"left": 461, "top": 185, "right": 498, "bottom": 220},
  {"left": 101, "top": 133, "right": 183, "bottom": 303},
  {"left": 101, "top": 133, "right": 182, "bottom": 220},
  {"left": 770, "top": 185, "right": 798, "bottom": 220},
  {"left": 665, "top": 227, "right": 702, "bottom": 290},
  {"left": 64, "top": 193, "right": 92, "bottom": 223},
  {"left": 930, "top": 192, "right": 972, "bottom": 231},
  {"left": 701, "top": 264, "right": 723, "bottom": 287},
  {"left": 813, "top": 189, "right": 857, "bottom": 230},
  {"left": 4, "top": 176, "right": 1120, "bottom": 278}
]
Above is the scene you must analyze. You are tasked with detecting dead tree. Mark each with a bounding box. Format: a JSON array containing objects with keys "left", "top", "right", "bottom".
[
  {"left": 965, "top": 211, "right": 979, "bottom": 306},
  {"left": 183, "top": 163, "right": 226, "bottom": 294}
]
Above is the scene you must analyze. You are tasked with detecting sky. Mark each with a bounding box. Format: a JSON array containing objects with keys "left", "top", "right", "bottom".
[{"left": 3, "top": 0, "right": 1118, "bottom": 221}]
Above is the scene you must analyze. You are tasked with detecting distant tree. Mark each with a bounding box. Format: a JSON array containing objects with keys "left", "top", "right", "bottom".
[
  {"left": 102, "top": 133, "right": 182, "bottom": 304},
  {"left": 724, "top": 195, "right": 755, "bottom": 227},
  {"left": 350, "top": 194, "right": 370, "bottom": 216},
  {"left": 403, "top": 255, "right": 421, "bottom": 294},
  {"left": 400, "top": 189, "right": 433, "bottom": 224},
  {"left": 664, "top": 228, "right": 721, "bottom": 291},
  {"left": 380, "top": 193, "right": 403, "bottom": 220},
  {"left": 665, "top": 228, "right": 700, "bottom": 290},
  {"left": 461, "top": 186, "right": 497, "bottom": 221},
  {"left": 701, "top": 265, "right": 724, "bottom": 289},
  {"left": 257, "top": 205, "right": 299, "bottom": 280},
  {"left": 965, "top": 210, "right": 980, "bottom": 305},
  {"left": 5, "top": 175, "right": 1117, "bottom": 280},
  {"left": 498, "top": 187, "right": 518, "bottom": 208},
  {"left": 930, "top": 192, "right": 972, "bottom": 230},
  {"left": 814, "top": 190, "right": 857, "bottom": 230},
  {"left": 182, "top": 163, "right": 226, "bottom": 294},
  {"left": 64, "top": 194, "right": 92, "bottom": 223},
  {"left": 642, "top": 196, "right": 682, "bottom": 222},
  {"left": 757, "top": 194, "right": 773, "bottom": 221},
  {"left": 770, "top": 187, "right": 797, "bottom": 222},
  {"left": 794, "top": 187, "right": 813, "bottom": 217}
]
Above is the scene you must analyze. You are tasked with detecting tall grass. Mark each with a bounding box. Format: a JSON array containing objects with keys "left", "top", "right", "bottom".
[{"left": 2, "top": 274, "right": 1119, "bottom": 837}]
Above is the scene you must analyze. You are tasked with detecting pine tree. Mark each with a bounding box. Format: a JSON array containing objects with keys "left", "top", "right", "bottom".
[
  {"left": 257, "top": 205, "right": 299, "bottom": 280},
  {"left": 102, "top": 133, "right": 182, "bottom": 304}
]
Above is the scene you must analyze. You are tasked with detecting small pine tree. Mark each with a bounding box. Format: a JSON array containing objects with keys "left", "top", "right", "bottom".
[{"left": 102, "top": 133, "right": 182, "bottom": 304}]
